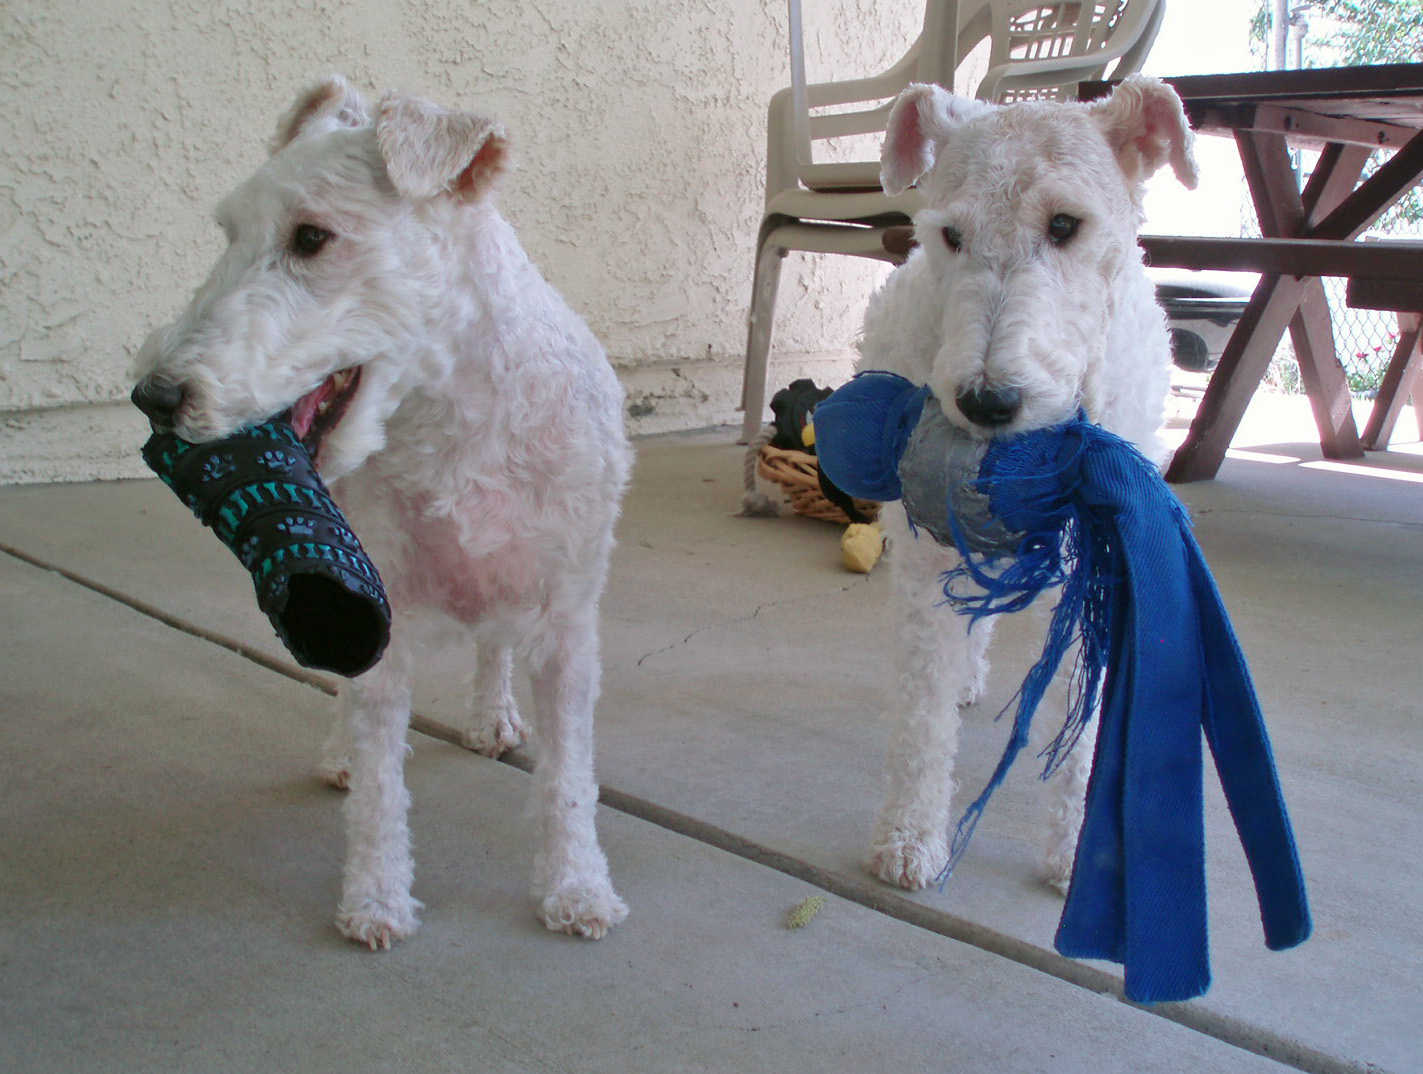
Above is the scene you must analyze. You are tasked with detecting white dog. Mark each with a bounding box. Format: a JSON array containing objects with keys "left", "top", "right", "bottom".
[
  {"left": 858, "top": 76, "right": 1198, "bottom": 892},
  {"left": 131, "top": 76, "right": 632, "bottom": 948}
]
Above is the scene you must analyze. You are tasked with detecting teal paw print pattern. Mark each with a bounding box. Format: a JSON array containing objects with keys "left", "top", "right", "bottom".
[
  {"left": 202, "top": 453, "right": 236, "bottom": 483},
  {"left": 257, "top": 449, "right": 297, "bottom": 473}
]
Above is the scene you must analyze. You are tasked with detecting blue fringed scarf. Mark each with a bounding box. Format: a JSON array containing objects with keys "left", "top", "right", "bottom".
[{"left": 814, "top": 371, "right": 1310, "bottom": 1004}]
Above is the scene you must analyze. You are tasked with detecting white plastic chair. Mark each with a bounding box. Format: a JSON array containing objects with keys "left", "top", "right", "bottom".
[{"left": 739, "top": 0, "right": 1166, "bottom": 441}]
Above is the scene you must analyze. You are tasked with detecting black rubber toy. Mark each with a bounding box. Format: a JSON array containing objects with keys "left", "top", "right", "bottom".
[{"left": 140, "top": 416, "right": 390, "bottom": 677}]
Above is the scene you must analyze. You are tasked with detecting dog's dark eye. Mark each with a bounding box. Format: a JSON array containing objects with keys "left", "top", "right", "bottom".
[
  {"left": 291, "top": 224, "right": 333, "bottom": 257},
  {"left": 942, "top": 226, "right": 963, "bottom": 252},
  {"left": 1048, "top": 213, "right": 1079, "bottom": 244}
]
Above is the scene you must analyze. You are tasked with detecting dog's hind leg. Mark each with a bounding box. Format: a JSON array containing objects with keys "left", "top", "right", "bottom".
[
  {"left": 867, "top": 505, "right": 992, "bottom": 890},
  {"left": 463, "top": 642, "right": 528, "bottom": 758},
  {"left": 316, "top": 694, "right": 355, "bottom": 790},
  {"left": 526, "top": 605, "right": 627, "bottom": 939},
  {"left": 333, "top": 636, "right": 422, "bottom": 949}
]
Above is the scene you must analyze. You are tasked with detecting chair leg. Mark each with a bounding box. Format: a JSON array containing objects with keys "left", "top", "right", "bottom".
[
  {"left": 740, "top": 239, "right": 787, "bottom": 444},
  {"left": 1362, "top": 313, "right": 1423, "bottom": 450}
]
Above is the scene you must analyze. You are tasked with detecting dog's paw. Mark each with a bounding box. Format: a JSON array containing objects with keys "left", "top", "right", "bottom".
[
  {"left": 335, "top": 895, "right": 422, "bottom": 951},
  {"left": 1042, "top": 775, "right": 1085, "bottom": 897},
  {"left": 1041, "top": 840, "right": 1076, "bottom": 897},
  {"left": 463, "top": 704, "right": 529, "bottom": 759},
  {"left": 958, "top": 662, "right": 990, "bottom": 707},
  {"left": 315, "top": 756, "right": 352, "bottom": 790},
  {"left": 866, "top": 833, "right": 949, "bottom": 891},
  {"left": 539, "top": 883, "right": 629, "bottom": 940}
]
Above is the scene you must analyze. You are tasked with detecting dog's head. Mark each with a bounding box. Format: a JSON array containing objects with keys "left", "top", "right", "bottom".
[
  {"left": 131, "top": 76, "right": 511, "bottom": 481},
  {"left": 877, "top": 75, "right": 1197, "bottom": 436}
]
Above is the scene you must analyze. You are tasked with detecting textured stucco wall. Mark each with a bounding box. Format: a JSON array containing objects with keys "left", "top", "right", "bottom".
[{"left": 0, "top": 0, "right": 918, "bottom": 483}]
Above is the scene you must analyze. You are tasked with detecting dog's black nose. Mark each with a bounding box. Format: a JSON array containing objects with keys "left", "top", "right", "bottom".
[
  {"left": 955, "top": 385, "right": 1021, "bottom": 428},
  {"left": 131, "top": 377, "right": 185, "bottom": 426}
]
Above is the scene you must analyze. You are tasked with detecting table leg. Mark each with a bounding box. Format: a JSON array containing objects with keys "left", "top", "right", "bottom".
[
  {"left": 1312, "top": 131, "right": 1423, "bottom": 241},
  {"left": 1246, "top": 131, "right": 1364, "bottom": 459},
  {"left": 1362, "top": 313, "right": 1423, "bottom": 449},
  {"left": 1167, "top": 274, "right": 1309, "bottom": 482},
  {"left": 1287, "top": 278, "right": 1364, "bottom": 459},
  {"left": 1168, "top": 131, "right": 1374, "bottom": 480},
  {"left": 1298, "top": 143, "right": 1375, "bottom": 229}
]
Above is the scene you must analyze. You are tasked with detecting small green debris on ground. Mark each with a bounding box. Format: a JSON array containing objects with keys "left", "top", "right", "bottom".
[{"left": 785, "top": 894, "right": 826, "bottom": 929}]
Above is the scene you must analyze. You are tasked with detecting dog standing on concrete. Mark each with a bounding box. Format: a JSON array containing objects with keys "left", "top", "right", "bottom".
[
  {"left": 858, "top": 76, "right": 1198, "bottom": 892},
  {"left": 132, "top": 76, "right": 631, "bottom": 948}
]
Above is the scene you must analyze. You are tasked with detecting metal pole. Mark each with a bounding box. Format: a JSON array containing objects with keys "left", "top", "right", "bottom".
[
  {"left": 1289, "top": 4, "right": 1311, "bottom": 70},
  {"left": 1273, "top": 0, "right": 1289, "bottom": 70}
]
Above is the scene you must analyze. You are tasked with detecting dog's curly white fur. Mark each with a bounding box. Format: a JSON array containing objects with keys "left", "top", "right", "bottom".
[
  {"left": 858, "top": 76, "right": 1198, "bottom": 892},
  {"left": 134, "top": 76, "right": 631, "bottom": 947}
]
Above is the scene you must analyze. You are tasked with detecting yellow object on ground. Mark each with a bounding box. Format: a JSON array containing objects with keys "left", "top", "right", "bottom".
[
  {"left": 841, "top": 521, "right": 884, "bottom": 574},
  {"left": 786, "top": 894, "right": 826, "bottom": 929}
]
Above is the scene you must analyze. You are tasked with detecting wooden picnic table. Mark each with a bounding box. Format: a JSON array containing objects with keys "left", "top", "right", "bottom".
[{"left": 1080, "top": 65, "right": 1423, "bottom": 481}]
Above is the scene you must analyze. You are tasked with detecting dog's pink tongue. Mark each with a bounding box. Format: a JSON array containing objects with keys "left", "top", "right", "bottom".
[{"left": 289, "top": 380, "right": 331, "bottom": 440}]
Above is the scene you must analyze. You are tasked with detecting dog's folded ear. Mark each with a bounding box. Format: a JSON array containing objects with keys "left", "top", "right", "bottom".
[
  {"left": 1089, "top": 75, "right": 1199, "bottom": 190},
  {"left": 881, "top": 84, "right": 993, "bottom": 196},
  {"left": 376, "top": 92, "right": 510, "bottom": 202},
  {"left": 270, "top": 75, "right": 371, "bottom": 155}
]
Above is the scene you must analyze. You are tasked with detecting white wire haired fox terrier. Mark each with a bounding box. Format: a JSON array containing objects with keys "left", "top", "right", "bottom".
[
  {"left": 858, "top": 75, "right": 1198, "bottom": 893},
  {"left": 131, "top": 76, "right": 632, "bottom": 948}
]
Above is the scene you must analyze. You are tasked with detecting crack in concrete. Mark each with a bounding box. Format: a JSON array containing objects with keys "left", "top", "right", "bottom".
[{"left": 632, "top": 575, "right": 875, "bottom": 668}]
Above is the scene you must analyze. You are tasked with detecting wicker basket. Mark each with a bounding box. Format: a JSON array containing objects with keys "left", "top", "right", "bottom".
[{"left": 756, "top": 443, "right": 879, "bottom": 524}]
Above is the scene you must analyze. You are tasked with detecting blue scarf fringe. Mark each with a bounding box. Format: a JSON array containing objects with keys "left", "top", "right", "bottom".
[{"left": 937, "top": 420, "right": 1112, "bottom": 881}]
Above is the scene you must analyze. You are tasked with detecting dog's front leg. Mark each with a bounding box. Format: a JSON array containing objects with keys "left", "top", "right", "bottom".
[
  {"left": 333, "top": 636, "right": 421, "bottom": 949},
  {"left": 867, "top": 505, "right": 993, "bottom": 890},
  {"left": 1038, "top": 668, "right": 1095, "bottom": 895},
  {"left": 527, "top": 607, "right": 627, "bottom": 939}
]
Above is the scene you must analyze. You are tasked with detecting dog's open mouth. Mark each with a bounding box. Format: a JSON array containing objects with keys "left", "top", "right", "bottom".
[{"left": 289, "top": 366, "right": 362, "bottom": 462}]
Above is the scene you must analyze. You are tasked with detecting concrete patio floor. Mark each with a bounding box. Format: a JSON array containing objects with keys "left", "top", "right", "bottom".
[{"left": 1, "top": 394, "right": 1419, "bottom": 1074}]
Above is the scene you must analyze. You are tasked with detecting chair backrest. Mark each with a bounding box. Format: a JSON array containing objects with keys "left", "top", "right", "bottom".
[
  {"left": 975, "top": 0, "right": 1166, "bottom": 102},
  {"left": 782, "top": 0, "right": 1164, "bottom": 192}
]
